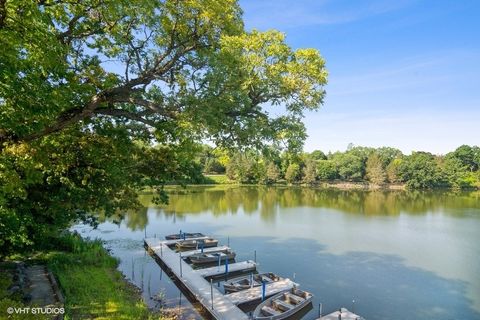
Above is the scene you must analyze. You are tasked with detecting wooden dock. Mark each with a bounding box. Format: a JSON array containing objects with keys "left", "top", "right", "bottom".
[
  {"left": 145, "top": 236, "right": 302, "bottom": 320},
  {"left": 145, "top": 237, "right": 250, "bottom": 320},
  {"left": 318, "top": 308, "right": 365, "bottom": 320}
]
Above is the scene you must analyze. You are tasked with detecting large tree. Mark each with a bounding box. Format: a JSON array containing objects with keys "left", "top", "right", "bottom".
[{"left": 0, "top": 0, "right": 327, "bottom": 254}]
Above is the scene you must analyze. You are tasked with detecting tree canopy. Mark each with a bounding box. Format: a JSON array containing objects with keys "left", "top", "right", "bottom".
[{"left": 0, "top": 0, "right": 327, "bottom": 254}]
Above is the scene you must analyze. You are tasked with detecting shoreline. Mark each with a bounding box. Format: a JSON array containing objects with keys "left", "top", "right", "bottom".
[
  {"left": 1, "top": 235, "right": 173, "bottom": 320},
  {"left": 166, "top": 174, "right": 478, "bottom": 191}
]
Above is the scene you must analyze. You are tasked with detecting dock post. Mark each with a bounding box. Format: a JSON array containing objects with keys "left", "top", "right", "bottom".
[
  {"left": 261, "top": 280, "right": 266, "bottom": 301},
  {"left": 179, "top": 253, "right": 183, "bottom": 277},
  {"left": 201, "top": 242, "right": 204, "bottom": 253},
  {"left": 352, "top": 299, "right": 355, "bottom": 313},
  {"left": 318, "top": 303, "right": 322, "bottom": 318},
  {"left": 210, "top": 279, "right": 214, "bottom": 310},
  {"left": 131, "top": 258, "right": 135, "bottom": 280},
  {"left": 293, "top": 272, "right": 296, "bottom": 281}
]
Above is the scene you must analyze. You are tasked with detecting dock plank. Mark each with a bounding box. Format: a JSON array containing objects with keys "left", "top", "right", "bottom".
[
  {"left": 145, "top": 238, "right": 250, "bottom": 320},
  {"left": 318, "top": 308, "right": 365, "bottom": 320}
]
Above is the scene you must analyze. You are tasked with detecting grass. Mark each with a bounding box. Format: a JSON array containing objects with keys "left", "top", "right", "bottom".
[
  {"left": 42, "top": 235, "right": 160, "bottom": 320},
  {"left": 203, "top": 174, "right": 234, "bottom": 184},
  {"left": 1, "top": 234, "right": 171, "bottom": 320}
]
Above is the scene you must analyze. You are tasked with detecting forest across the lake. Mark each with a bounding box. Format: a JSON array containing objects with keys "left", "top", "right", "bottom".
[{"left": 192, "top": 144, "right": 480, "bottom": 190}]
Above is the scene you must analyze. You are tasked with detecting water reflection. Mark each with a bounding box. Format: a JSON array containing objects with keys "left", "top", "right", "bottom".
[
  {"left": 122, "top": 187, "right": 480, "bottom": 229},
  {"left": 82, "top": 186, "right": 480, "bottom": 320}
]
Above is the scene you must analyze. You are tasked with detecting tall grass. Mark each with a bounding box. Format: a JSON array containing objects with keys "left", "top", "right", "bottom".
[{"left": 43, "top": 234, "right": 154, "bottom": 320}]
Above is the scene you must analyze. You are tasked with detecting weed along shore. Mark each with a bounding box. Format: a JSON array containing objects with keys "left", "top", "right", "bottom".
[{"left": 1, "top": 234, "right": 172, "bottom": 320}]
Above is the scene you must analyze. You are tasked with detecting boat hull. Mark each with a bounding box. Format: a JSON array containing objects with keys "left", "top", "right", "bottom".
[
  {"left": 175, "top": 239, "right": 219, "bottom": 249},
  {"left": 224, "top": 273, "right": 281, "bottom": 293},
  {"left": 189, "top": 252, "right": 236, "bottom": 264},
  {"left": 253, "top": 288, "right": 313, "bottom": 320}
]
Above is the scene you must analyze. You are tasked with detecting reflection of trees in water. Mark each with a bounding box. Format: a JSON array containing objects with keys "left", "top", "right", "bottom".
[
  {"left": 125, "top": 207, "right": 148, "bottom": 231},
  {"left": 96, "top": 207, "right": 150, "bottom": 230},
  {"left": 119, "top": 187, "right": 479, "bottom": 225}
]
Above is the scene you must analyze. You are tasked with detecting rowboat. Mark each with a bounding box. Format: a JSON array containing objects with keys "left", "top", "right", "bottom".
[
  {"left": 175, "top": 238, "right": 218, "bottom": 250},
  {"left": 165, "top": 232, "right": 205, "bottom": 240},
  {"left": 224, "top": 272, "right": 282, "bottom": 293},
  {"left": 188, "top": 250, "right": 236, "bottom": 264},
  {"left": 253, "top": 288, "right": 313, "bottom": 320}
]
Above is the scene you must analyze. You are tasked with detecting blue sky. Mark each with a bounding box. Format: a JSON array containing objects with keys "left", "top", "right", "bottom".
[{"left": 240, "top": 0, "right": 480, "bottom": 154}]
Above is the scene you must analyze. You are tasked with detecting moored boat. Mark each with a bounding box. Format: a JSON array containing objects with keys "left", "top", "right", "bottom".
[
  {"left": 253, "top": 287, "right": 313, "bottom": 320},
  {"left": 224, "top": 272, "right": 282, "bottom": 293},
  {"left": 165, "top": 232, "right": 205, "bottom": 240},
  {"left": 189, "top": 250, "right": 236, "bottom": 264},
  {"left": 175, "top": 238, "right": 218, "bottom": 249}
]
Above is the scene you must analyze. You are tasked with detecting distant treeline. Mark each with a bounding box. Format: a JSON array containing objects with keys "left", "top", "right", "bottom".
[{"left": 196, "top": 145, "right": 480, "bottom": 189}]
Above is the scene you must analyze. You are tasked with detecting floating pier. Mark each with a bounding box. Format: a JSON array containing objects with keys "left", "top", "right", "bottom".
[
  {"left": 318, "top": 308, "right": 365, "bottom": 320},
  {"left": 145, "top": 237, "right": 251, "bottom": 319},
  {"left": 145, "top": 236, "right": 303, "bottom": 320}
]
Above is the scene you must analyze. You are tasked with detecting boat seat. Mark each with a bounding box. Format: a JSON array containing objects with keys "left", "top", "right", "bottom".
[
  {"left": 285, "top": 293, "right": 305, "bottom": 304},
  {"left": 273, "top": 300, "right": 294, "bottom": 311},
  {"left": 261, "top": 306, "right": 281, "bottom": 316}
]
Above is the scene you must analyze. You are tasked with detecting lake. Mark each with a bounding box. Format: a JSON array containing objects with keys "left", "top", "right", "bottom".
[{"left": 74, "top": 186, "right": 480, "bottom": 320}]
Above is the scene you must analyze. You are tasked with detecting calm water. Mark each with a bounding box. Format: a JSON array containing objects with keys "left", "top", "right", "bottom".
[{"left": 74, "top": 186, "right": 480, "bottom": 320}]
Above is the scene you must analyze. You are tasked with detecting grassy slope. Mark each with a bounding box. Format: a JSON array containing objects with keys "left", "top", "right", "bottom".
[
  {"left": 1, "top": 235, "right": 168, "bottom": 320},
  {"left": 44, "top": 235, "right": 156, "bottom": 320}
]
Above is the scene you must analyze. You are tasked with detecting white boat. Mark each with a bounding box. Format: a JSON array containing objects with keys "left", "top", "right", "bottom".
[
  {"left": 175, "top": 238, "right": 218, "bottom": 250},
  {"left": 253, "top": 287, "right": 313, "bottom": 320},
  {"left": 224, "top": 272, "right": 282, "bottom": 293},
  {"left": 189, "top": 250, "right": 236, "bottom": 264}
]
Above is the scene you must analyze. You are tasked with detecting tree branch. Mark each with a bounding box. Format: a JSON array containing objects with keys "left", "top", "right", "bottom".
[
  {"left": 20, "top": 94, "right": 105, "bottom": 142},
  {"left": 93, "top": 108, "right": 158, "bottom": 127}
]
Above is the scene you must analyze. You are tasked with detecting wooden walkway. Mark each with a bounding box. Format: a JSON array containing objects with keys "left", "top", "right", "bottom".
[
  {"left": 145, "top": 238, "right": 250, "bottom": 320},
  {"left": 145, "top": 236, "right": 302, "bottom": 320}
]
